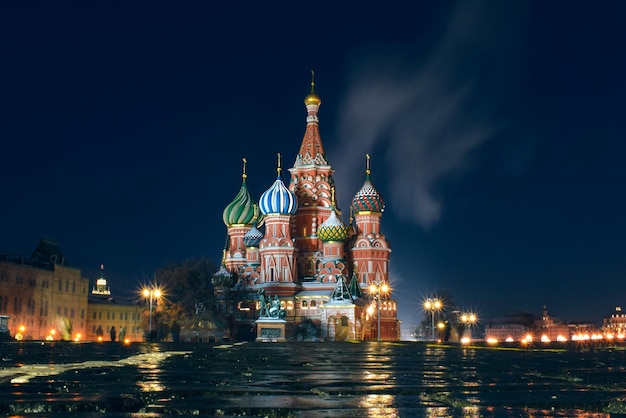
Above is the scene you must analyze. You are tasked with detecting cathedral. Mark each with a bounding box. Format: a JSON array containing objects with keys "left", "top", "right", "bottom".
[{"left": 215, "top": 76, "right": 400, "bottom": 342}]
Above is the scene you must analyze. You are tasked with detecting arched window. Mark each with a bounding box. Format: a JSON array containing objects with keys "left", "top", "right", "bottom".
[
  {"left": 310, "top": 300, "right": 317, "bottom": 309},
  {"left": 301, "top": 300, "right": 308, "bottom": 308}
]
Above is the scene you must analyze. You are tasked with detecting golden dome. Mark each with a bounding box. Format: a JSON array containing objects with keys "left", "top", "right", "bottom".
[
  {"left": 304, "top": 70, "right": 321, "bottom": 106},
  {"left": 304, "top": 87, "right": 321, "bottom": 106}
]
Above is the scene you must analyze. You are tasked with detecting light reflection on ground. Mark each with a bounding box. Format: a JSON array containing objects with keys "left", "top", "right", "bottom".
[
  {"left": 1, "top": 341, "right": 625, "bottom": 416},
  {"left": 1, "top": 351, "right": 191, "bottom": 384}
]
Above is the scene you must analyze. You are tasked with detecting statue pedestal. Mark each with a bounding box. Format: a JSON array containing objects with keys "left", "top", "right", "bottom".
[{"left": 255, "top": 318, "right": 287, "bottom": 342}]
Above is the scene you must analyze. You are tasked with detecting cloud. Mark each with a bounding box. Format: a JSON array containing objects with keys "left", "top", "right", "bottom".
[{"left": 331, "top": 1, "right": 523, "bottom": 229}]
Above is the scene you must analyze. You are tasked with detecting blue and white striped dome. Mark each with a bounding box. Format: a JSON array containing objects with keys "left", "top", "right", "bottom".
[{"left": 259, "top": 176, "right": 298, "bottom": 215}]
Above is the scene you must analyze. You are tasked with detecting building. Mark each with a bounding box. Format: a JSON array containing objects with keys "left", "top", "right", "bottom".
[
  {"left": 485, "top": 306, "right": 575, "bottom": 343},
  {"left": 85, "top": 264, "right": 144, "bottom": 342},
  {"left": 217, "top": 77, "right": 400, "bottom": 341},
  {"left": 0, "top": 239, "right": 89, "bottom": 340},
  {"left": 603, "top": 306, "right": 626, "bottom": 337},
  {"left": 0, "top": 240, "right": 145, "bottom": 342},
  {"left": 535, "top": 305, "right": 570, "bottom": 342}
]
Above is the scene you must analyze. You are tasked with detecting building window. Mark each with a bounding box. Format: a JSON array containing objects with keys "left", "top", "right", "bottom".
[
  {"left": 72, "top": 282, "right": 76, "bottom": 293},
  {"left": 58, "top": 280, "right": 62, "bottom": 291},
  {"left": 301, "top": 300, "right": 308, "bottom": 308}
]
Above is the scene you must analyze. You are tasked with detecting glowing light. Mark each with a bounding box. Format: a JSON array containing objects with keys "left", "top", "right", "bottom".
[
  {"left": 556, "top": 335, "right": 567, "bottom": 342},
  {"left": 505, "top": 336, "right": 514, "bottom": 343},
  {"left": 423, "top": 297, "right": 443, "bottom": 341},
  {"left": 572, "top": 333, "right": 590, "bottom": 341},
  {"left": 97, "top": 336, "right": 103, "bottom": 342},
  {"left": 19, "top": 325, "right": 26, "bottom": 332},
  {"left": 461, "top": 336, "right": 471, "bottom": 344},
  {"left": 124, "top": 338, "right": 131, "bottom": 344},
  {"left": 541, "top": 335, "right": 550, "bottom": 343},
  {"left": 487, "top": 337, "right": 498, "bottom": 344},
  {"left": 142, "top": 285, "right": 163, "bottom": 338},
  {"left": 74, "top": 333, "right": 82, "bottom": 342}
]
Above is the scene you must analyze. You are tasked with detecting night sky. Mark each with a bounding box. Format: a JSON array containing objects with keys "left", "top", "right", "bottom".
[{"left": 2, "top": 1, "right": 625, "bottom": 329}]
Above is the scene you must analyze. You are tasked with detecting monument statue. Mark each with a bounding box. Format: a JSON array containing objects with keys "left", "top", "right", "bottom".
[{"left": 257, "top": 289, "right": 286, "bottom": 319}]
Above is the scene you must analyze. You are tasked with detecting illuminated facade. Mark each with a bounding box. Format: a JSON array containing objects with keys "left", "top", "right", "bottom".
[
  {"left": 0, "top": 239, "right": 89, "bottom": 340},
  {"left": 0, "top": 240, "right": 144, "bottom": 342},
  {"left": 603, "top": 306, "right": 626, "bottom": 336},
  {"left": 86, "top": 264, "right": 144, "bottom": 342},
  {"left": 218, "top": 77, "right": 400, "bottom": 341}
]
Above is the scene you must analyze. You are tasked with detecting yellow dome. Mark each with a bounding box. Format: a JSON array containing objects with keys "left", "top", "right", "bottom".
[{"left": 304, "top": 88, "right": 321, "bottom": 106}]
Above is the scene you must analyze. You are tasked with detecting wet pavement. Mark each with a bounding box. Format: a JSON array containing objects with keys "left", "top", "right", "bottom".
[{"left": 1, "top": 340, "right": 626, "bottom": 417}]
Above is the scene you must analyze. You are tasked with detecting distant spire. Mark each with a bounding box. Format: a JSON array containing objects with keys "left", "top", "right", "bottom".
[
  {"left": 242, "top": 158, "right": 247, "bottom": 181},
  {"left": 92, "top": 263, "right": 111, "bottom": 295},
  {"left": 277, "top": 153, "right": 282, "bottom": 177},
  {"left": 366, "top": 153, "right": 371, "bottom": 176}
]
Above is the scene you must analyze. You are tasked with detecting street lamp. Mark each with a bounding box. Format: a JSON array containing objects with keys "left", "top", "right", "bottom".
[
  {"left": 369, "top": 279, "right": 389, "bottom": 341},
  {"left": 423, "top": 298, "right": 442, "bottom": 341},
  {"left": 142, "top": 286, "right": 162, "bottom": 341},
  {"left": 460, "top": 313, "right": 477, "bottom": 341}
]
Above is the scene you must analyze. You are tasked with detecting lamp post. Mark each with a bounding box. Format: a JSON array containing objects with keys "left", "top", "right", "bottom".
[
  {"left": 369, "top": 279, "right": 389, "bottom": 341},
  {"left": 423, "top": 298, "right": 442, "bottom": 341},
  {"left": 460, "top": 313, "right": 477, "bottom": 341},
  {"left": 142, "top": 286, "right": 161, "bottom": 341}
]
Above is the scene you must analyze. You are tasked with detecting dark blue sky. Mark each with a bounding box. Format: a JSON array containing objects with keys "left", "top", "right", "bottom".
[{"left": 2, "top": 1, "right": 625, "bottom": 328}]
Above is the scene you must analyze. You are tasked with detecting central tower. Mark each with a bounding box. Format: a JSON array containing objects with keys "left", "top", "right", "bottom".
[{"left": 288, "top": 72, "right": 337, "bottom": 281}]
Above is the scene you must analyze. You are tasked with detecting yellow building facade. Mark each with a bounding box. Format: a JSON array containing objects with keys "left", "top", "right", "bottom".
[{"left": 0, "top": 239, "right": 145, "bottom": 342}]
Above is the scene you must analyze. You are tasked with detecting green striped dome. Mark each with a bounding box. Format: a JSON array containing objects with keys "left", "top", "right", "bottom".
[{"left": 223, "top": 180, "right": 255, "bottom": 226}]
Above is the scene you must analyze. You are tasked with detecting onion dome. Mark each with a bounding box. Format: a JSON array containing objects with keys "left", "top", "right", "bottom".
[
  {"left": 351, "top": 154, "right": 385, "bottom": 213},
  {"left": 223, "top": 158, "right": 256, "bottom": 226},
  {"left": 304, "top": 70, "right": 321, "bottom": 107},
  {"left": 318, "top": 209, "right": 349, "bottom": 242},
  {"left": 244, "top": 222, "right": 263, "bottom": 247},
  {"left": 259, "top": 153, "right": 298, "bottom": 215},
  {"left": 212, "top": 264, "right": 234, "bottom": 288}
]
